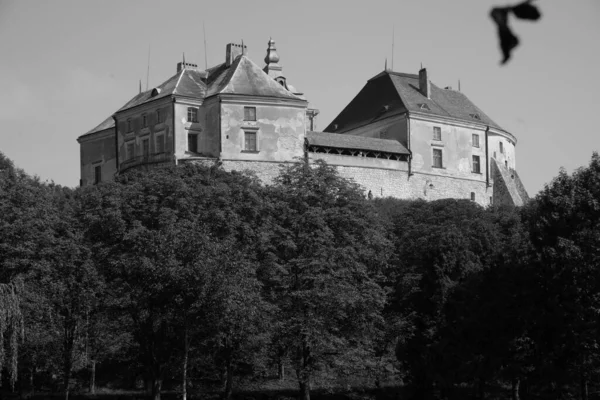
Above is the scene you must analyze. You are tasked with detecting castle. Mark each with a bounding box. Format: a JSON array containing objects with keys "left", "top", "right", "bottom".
[{"left": 78, "top": 39, "right": 528, "bottom": 206}]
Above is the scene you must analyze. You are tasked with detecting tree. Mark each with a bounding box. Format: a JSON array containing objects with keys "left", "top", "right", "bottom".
[
  {"left": 520, "top": 153, "right": 600, "bottom": 400},
  {"left": 389, "top": 199, "right": 503, "bottom": 399},
  {"left": 262, "top": 159, "right": 389, "bottom": 400},
  {"left": 80, "top": 164, "right": 268, "bottom": 400}
]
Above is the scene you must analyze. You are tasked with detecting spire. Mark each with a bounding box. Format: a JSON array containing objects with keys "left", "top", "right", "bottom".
[
  {"left": 264, "top": 37, "right": 280, "bottom": 64},
  {"left": 139, "top": 79, "right": 142, "bottom": 94},
  {"left": 263, "top": 37, "right": 282, "bottom": 78},
  {"left": 385, "top": 58, "right": 388, "bottom": 71},
  {"left": 182, "top": 52, "right": 186, "bottom": 69}
]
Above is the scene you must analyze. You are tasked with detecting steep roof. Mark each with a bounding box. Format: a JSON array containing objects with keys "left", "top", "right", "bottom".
[
  {"left": 306, "top": 131, "right": 409, "bottom": 155},
  {"left": 205, "top": 56, "right": 304, "bottom": 100},
  {"left": 325, "top": 70, "right": 505, "bottom": 133},
  {"left": 117, "top": 68, "right": 208, "bottom": 112},
  {"left": 82, "top": 54, "right": 306, "bottom": 139},
  {"left": 78, "top": 115, "right": 115, "bottom": 140}
]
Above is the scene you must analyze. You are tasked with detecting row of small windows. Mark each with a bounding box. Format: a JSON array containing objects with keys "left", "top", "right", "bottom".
[
  {"left": 127, "top": 110, "right": 164, "bottom": 132},
  {"left": 433, "top": 127, "right": 480, "bottom": 148},
  {"left": 432, "top": 127, "right": 510, "bottom": 155},
  {"left": 126, "top": 135, "right": 165, "bottom": 160},
  {"left": 432, "top": 148, "right": 481, "bottom": 174},
  {"left": 127, "top": 107, "right": 257, "bottom": 131}
]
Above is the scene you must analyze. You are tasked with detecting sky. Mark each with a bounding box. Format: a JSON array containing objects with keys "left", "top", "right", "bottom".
[{"left": 0, "top": 0, "right": 598, "bottom": 196}]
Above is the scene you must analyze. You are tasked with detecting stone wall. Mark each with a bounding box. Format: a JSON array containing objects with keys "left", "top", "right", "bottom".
[{"left": 215, "top": 155, "right": 493, "bottom": 207}]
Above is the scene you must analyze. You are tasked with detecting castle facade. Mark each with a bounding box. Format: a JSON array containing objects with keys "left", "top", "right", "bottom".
[{"left": 78, "top": 40, "right": 527, "bottom": 206}]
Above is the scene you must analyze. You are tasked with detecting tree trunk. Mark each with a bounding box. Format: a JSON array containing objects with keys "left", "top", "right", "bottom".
[
  {"left": 152, "top": 377, "right": 162, "bottom": 400},
  {"left": 297, "top": 339, "right": 311, "bottom": 400},
  {"left": 478, "top": 377, "right": 486, "bottom": 400},
  {"left": 182, "top": 329, "right": 189, "bottom": 400},
  {"left": 511, "top": 378, "right": 520, "bottom": 400},
  {"left": 89, "top": 359, "right": 96, "bottom": 394},
  {"left": 278, "top": 359, "right": 285, "bottom": 381},
  {"left": 580, "top": 376, "right": 588, "bottom": 400},
  {"left": 63, "top": 346, "right": 73, "bottom": 400},
  {"left": 224, "top": 352, "right": 234, "bottom": 400},
  {"left": 299, "top": 377, "right": 310, "bottom": 400},
  {"left": 30, "top": 365, "right": 35, "bottom": 397}
]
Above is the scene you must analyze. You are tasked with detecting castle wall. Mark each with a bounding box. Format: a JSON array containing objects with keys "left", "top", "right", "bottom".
[
  {"left": 211, "top": 153, "right": 492, "bottom": 207},
  {"left": 174, "top": 100, "right": 214, "bottom": 157},
  {"left": 220, "top": 100, "right": 306, "bottom": 162},
  {"left": 116, "top": 98, "right": 174, "bottom": 171},
  {"left": 488, "top": 132, "right": 516, "bottom": 170},
  {"left": 79, "top": 129, "right": 117, "bottom": 186},
  {"left": 409, "top": 118, "right": 487, "bottom": 179},
  {"left": 311, "top": 153, "right": 490, "bottom": 206}
]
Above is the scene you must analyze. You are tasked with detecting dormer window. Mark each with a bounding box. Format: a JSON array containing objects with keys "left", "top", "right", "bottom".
[
  {"left": 187, "top": 107, "right": 198, "bottom": 123},
  {"left": 470, "top": 113, "right": 481, "bottom": 120},
  {"left": 419, "top": 103, "right": 430, "bottom": 111},
  {"left": 244, "top": 107, "right": 256, "bottom": 121}
]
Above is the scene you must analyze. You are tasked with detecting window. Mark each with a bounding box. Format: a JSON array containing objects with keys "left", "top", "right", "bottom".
[
  {"left": 127, "top": 119, "right": 132, "bottom": 133},
  {"left": 244, "top": 131, "right": 257, "bottom": 151},
  {"left": 188, "top": 134, "right": 198, "bottom": 153},
  {"left": 471, "top": 192, "right": 476, "bottom": 201},
  {"left": 472, "top": 134, "right": 480, "bottom": 148},
  {"left": 472, "top": 155, "right": 481, "bottom": 173},
  {"left": 142, "top": 138, "right": 149, "bottom": 158},
  {"left": 94, "top": 165, "right": 101, "bottom": 184},
  {"left": 156, "top": 109, "right": 162, "bottom": 124},
  {"left": 499, "top": 142, "right": 504, "bottom": 154},
  {"left": 156, "top": 135, "right": 165, "bottom": 153},
  {"left": 433, "top": 148, "right": 443, "bottom": 168},
  {"left": 142, "top": 114, "right": 147, "bottom": 128},
  {"left": 433, "top": 126, "right": 441, "bottom": 141},
  {"left": 187, "top": 107, "right": 198, "bottom": 123},
  {"left": 126, "top": 142, "right": 135, "bottom": 160},
  {"left": 244, "top": 107, "right": 256, "bottom": 121}
]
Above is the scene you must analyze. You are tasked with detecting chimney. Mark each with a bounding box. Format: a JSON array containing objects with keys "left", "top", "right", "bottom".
[
  {"left": 177, "top": 61, "right": 199, "bottom": 72},
  {"left": 226, "top": 43, "right": 247, "bottom": 67},
  {"left": 419, "top": 68, "right": 431, "bottom": 99}
]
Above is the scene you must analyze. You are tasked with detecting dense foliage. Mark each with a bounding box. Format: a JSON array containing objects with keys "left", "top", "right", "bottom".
[{"left": 1, "top": 151, "right": 600, "bottom": 400}]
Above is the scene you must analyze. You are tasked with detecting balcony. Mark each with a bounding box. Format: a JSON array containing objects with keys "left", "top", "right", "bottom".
[{"left": 120, "top": 152, "right": 174, "bottom": 173}]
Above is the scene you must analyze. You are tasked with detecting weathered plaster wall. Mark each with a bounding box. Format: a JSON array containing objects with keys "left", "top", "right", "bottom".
[
  {"left": 488, "top": 133, "right": 516, "bottom": 170},
  {"left": 116, "top": 99, "right": 174, "bottom": 169},
  {"left": 174, "top": 101, "right": 216, "bottom": 157},
  {"left": 409, "top": 118, "right": 487, "bottom": 183},
  {"left": 79, "top": 129, "right": 117, "bottom": 186},
  {"left": 215, "top": 152, "right": 491, "bottom": 207},
  {"left": 220, "top": 101, "right": 306, "bottom": 162},
  {"left": 311, "top": 153, "right": 490, "bottom": 206}
]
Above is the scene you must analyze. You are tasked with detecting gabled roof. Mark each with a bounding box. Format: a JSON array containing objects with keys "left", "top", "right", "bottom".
[
  {"left": 205, "top": 56, "right": 304, "bottom": 100},
  {"left": 306, "top": 131, "right": 410, "bottom": 155},
  {"left": 325, "top": 70, "right": 505, "bottom": 133}
]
